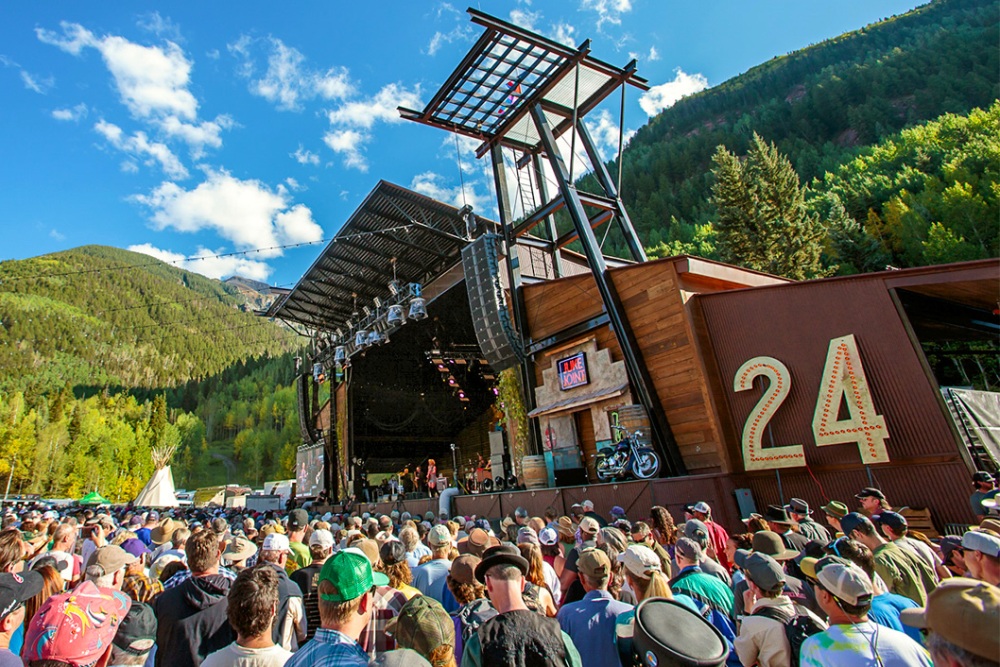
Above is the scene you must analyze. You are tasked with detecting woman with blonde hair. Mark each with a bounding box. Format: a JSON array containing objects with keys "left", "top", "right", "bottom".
[
  {"left": 614, "top": 545, "right": 701, "bottom": 662},
  {"left": 517, "top": 543, "right": 557, "bottom": 617}
]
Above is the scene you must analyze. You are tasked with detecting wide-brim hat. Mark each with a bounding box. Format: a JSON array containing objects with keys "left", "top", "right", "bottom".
[
  {"left": 763, "top": 505, "right": 792, "bottom": 524},
  {"left": 474, "top": 545, "right": 528, "bottom": 583},
  {"left": 223, "top": 536, "right": 258, "bottom": 564},
  {"left": 150, "top": 518, "right": 184, "bottom": 546},
  {"left": 751, "top": 531, "right": 799, "bottom": 561},
  {"left": 631, "top": 597, "right": 728, "bottom": 667}
]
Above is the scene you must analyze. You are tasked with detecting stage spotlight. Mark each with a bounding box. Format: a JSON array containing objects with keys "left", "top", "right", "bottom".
[
  {"left": 481, "top": 477, "right": 493, "bottom": 493},
  {"left": 334, "top": 346, "right": 346, "bottom": 364},
  {"left": 506, "top": 473, "right": 519, "bottom": 489},
  {"left": 355, "top": 329, "right": 369, "bottom": 348},
  {"left": 408, "top": 297, "right": 427, "bottom": 321},
  {"left": 494, "top": 475, "right": 506, "bottom": 491},
  {"left": 387, "top": 304, "right": 404, "bottom": 326}
]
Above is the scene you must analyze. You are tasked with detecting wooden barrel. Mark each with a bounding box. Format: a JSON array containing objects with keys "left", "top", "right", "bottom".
[{"left": 522, "top": 455, "right": 548, "bottom": 490}]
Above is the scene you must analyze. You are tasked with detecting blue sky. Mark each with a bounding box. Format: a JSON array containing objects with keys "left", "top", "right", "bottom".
[{"left": 1, "top": 1, "right": 925, "bottom": 287}]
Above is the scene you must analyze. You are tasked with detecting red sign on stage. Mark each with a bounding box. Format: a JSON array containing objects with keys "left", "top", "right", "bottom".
[{"left": 557, "top": 352, "right": 589, "bottom": 391}]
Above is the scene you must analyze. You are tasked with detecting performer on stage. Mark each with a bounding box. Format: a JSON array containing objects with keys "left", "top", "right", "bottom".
[
  {"left": 426, "top": 459, "right": 438, "bottom": 498},
  {"left": 414, "top": 465, "right": 422, "bottom": 495}
]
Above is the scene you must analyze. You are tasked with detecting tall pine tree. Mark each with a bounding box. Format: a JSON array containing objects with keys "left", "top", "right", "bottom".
[{"left": 711, "top": 133, "right": 827, "bottom": 280}]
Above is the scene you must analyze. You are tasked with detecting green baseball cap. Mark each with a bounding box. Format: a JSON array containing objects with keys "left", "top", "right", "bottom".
[
  {"left": 386, "top": 596, "right": 455, "bottom": 656},
  {"left": 319, "top": 549, "right": 389, "bottom": 603}
]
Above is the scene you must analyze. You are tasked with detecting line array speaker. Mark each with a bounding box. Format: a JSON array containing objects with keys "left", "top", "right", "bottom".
[
  {"left": 296, "top": 374, "right": 318, "bottom": 445},
  {"left": 462, "top": 233, "right": 522, "bottom": 372}
]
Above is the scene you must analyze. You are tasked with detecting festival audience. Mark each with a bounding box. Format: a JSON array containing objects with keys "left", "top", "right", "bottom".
[{"left": 2, "top": 489, "right": 998, "bottom": 667}]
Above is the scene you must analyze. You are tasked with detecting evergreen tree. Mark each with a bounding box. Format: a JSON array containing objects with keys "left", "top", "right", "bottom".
[{"left": 711, "top": 133, "right": 828, "bottom": 279}]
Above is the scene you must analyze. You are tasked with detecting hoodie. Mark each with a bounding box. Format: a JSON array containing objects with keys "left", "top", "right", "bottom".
[{"left": 152, "top": 573, "right": 235, "bottom": 667}]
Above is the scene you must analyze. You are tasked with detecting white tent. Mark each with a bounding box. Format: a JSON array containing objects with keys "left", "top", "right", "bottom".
[{"left": 134, "top": 446, "right": 179, "bottom": 508}]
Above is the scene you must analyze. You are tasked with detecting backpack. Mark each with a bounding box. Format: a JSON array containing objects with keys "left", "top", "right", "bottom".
[{"left": 752, "top": 604, "right": 825, "bottom": 667}]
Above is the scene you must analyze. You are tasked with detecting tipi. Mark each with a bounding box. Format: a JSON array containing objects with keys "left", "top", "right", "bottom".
[{"left": 134, "top": 445, "right": 179, "bottom": 507}]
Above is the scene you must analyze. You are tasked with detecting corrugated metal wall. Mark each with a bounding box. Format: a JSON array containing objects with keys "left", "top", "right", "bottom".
[{"left": 696, "top": 276, "right": 975, "bottom": 525}]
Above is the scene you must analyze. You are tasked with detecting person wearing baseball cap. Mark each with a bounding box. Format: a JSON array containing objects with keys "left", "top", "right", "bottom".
[
  {"left": 840, "top": 512, "right": 937, "bottom": 605},
  {"left": 798, "top": 556, "right": 931, "bottom": 666},
  {"left": 385, "top": 595, "right": 455, "bottom": 666},
  {"left": 735, "top": 552, "right": 826, "bottom": 667},
  {"left": 286, "top": 509, "right": 312, "bottom": 571},
  {"left": 855, "top": 486, "right": 892, "bottom": 514},
  {"left": 558, "top": 516, "right": 601, "bottom": 606},
  {"left": 291, "top": 528, "right": 336, "bottom": 644},
  {"left": 671, "top": 537, "right": 736, "bottom": 619},
  {"left": 412, "top": 525, "right": 453, "bottom": 606},
  {"left": 256, "top": 532, "right": 308, "bottom": 651},
  {"left": 462, "top": 545, "right": 581, "bottom": 667},
  {"left": 84, "top": 544, "right": 137, "bottom": 591},
  {"left": 970, "top": 471, "right": 999, "bottom": 520},
  {"left": 286, "top": 550, "right": 389, "bottom": 667},
  {"left": 872, "top": 511, "right": 949, "bottom": 581},
  {"left": 110, "top": 599, "right": 158, "bottom": 667},
  {"left": 690, "top": 501, "right": 733, "bottom": 572},
  {"left": 23, "top": 580, "right": 133, "bottom": 667},
  {"left": 961, "top": 528, "right": 1000, "bottom": 586},
  {"left": 901, "top": 577, "right": 1000, "bottom": 666},
  {"left": 0, "top": 571, "right": 43, "bottom": 664}
]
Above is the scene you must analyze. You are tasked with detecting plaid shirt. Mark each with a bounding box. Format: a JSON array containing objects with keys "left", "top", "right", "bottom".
[
  {"left": 358, "top": 585, "right": 408, "bottom": 658},
  {"left": 162, "top": 565, "right": 237, "bottom": 589},
  {"left": 286, "top": 628, "right": 368, "bottom": 667}
]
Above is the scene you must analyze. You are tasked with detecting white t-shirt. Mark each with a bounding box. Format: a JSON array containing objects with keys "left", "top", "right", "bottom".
[
  {"left": 202, "top": 642, "right": 293, "bottom": 667},
  {"left": 542, "top": 560, "right": 562, "bottom": 605}
]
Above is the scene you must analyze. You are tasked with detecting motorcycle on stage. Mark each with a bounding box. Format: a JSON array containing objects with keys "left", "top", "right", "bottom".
[{"left": 594, "top": 425, "right": 661, "bottom": 481}]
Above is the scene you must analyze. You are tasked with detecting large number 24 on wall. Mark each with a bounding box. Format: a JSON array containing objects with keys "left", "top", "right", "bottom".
[{"left": 733, "top": 334, "right": 890, "bottom": 472}]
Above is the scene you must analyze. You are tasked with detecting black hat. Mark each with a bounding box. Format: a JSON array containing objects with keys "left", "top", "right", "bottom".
[
  {"left": 113, "top": 601, "right": 157, "bottom": 656},
  {"left": 380, "top": 540, "right": 407, "bottom": 566},
  {"left": 630, "top": 597, "right": 728, "bottom": 667},
  {"left": 0, "top": 571, "right": 43, "bottom": 621},
  {"left": 855, "top": 487, "right": 885, "bottom": 501},
  {"left": 474, "top": 545, "right": 528, "bottom": 584},
  {"left": 872, "top": 511, "right": 907, "bottom": 534},
  {"left": 785, "top": 498, "right": 811, "bottom": 515},
  {"left": 973, "top": 471, "right": 995, "bottom": 484},
  {"left": 288, "top": 509, "right": 309, "bottom": 530},
  {"left": 763, "top": 505, "right": 792, "bottom": 524}
]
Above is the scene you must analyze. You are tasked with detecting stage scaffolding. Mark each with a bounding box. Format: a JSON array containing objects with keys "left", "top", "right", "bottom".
[{"left": 399, "top": 9, "right": 686, "bottom": 475}]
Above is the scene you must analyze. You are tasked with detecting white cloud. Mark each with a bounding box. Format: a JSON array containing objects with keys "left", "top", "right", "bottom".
[
  {"left": 284, "top": 177, "right": 304, "bottom": 191},
  {"left": 509, "top": 9, "right": 541, "bottom": 30},
  {"left": 49, "top": 229, "right": 66, "bottom": 241},
  {"left": 137, "top": 12, "right": 182, "bottom": 41},
  {"left": 38, "top": 22, "right": 231, "bottom": 164},
  {"left": 130, "top": 168, "right": 323, "bottom": 256},
  {"left": 323, "top": 83, "right": 422, "bottom": 171},
  {"left": 156, "top": 114, "right": 233, "bottom": 157},
  {"left": 52, "top": 103, "right": 88, "bottom": 122},
  {"left": 39, "top": 23, "right": 198, "bottom": 120},
  {"left": 427, "top": 24, "right": 474, "bottom": 56},
  {"left": 121, "top": 160, "right": 139, "bottom": 173},
  {"left": 551, "top": 23, "right": 577, "bottom": 47},
  {"left": 639, "top": 68, "right": 708, "bottom": 116},
  {"left": 585, "top": 108, "right": 635, "bottom": 157},
  {"left": 410, "top": 171, "right": 489, "bottom": 214},
  {"left": 95, "top": 119, "right": 188, "bottom": 178},
  {"left": 21, "top": 70, "right": 54, "bottom": 94},
  {"left": 323, "top": 129, "right": 368, "bottom": 172},
  {"left": 128, "top": 243, "right": 273, "bottom": 281},
  {"left": 292, "top": 145, "right": 320, "bottom": 165},
  {"left": 326, "top": 83, "right": 421, "bottom": 130},
  {"left": 580, "top": 0, "right": 632, "bottom": 30},
  {"left": 629, "top": 46, "right": 660, "bottom": 62},
  {"left": 232, "top": 37, "right": 354, "bottom": 111}
]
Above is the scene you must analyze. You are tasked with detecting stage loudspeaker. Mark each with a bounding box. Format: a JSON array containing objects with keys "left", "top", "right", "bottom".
[
  {"left": 490, "top": 454, "right": 506, "bottom": 478},
  {"left": 462, "top": 234, "right": 522, "bottom": 372},
  {"left": 489, "top": 431, "right": 506, "bottom": 457},
  {"left": 296, "top": 374, "right": 318, "bottom": 445}
]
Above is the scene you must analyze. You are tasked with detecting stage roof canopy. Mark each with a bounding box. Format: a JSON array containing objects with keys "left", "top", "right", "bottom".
[
  {"left": 398, "top": 9, "right": 649, "bottom": 157},
  {"left": 268, "top": 180, "right": 495, "bottom": 333}
]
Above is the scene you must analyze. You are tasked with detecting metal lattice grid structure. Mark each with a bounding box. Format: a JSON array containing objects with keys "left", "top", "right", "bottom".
[{"left": 400, "top": 9, "right": 687, "bottom": 476}]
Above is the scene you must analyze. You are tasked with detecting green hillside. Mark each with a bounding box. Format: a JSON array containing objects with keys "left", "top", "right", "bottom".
[
  {"left": 0, "top": 245, "right": 297, "bottom": 395},
  {"left": 0, "top": 246, "right": 308, "bottom": 497},
  {"left": 586, "top": 0, "right": 998, "bottom": 263}
]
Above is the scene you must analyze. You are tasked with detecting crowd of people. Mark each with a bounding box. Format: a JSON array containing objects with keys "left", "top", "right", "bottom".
[{"left": 0, "top": 475, "right": 996, "bottom": 667}]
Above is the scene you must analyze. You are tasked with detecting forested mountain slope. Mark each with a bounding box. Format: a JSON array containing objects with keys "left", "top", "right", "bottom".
[
  {"left": 0, "top": 245, "right": 297, "bottom": 395},
  {"left": 589, "top": 0, "right": 998, "bottom": 260}
]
